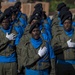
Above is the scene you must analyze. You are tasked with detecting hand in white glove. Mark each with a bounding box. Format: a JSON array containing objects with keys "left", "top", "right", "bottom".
[
  {"left": 67, "top": 39, "right": 75, "bottom": 47},
  {"left": 38, "top": 47, "right": 47, "bottom": 57},
  {"left": 6, "top": 33, "right": 16, "bottom": 40}
]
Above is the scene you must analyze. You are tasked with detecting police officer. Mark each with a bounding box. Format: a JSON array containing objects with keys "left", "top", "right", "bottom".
[
  {"left": 3, "top": 6, "right": 23, "bottom": 46},
  {"left": 52, "top": 2, "right": 66, "bottom": 25},
  {"left": 51, "top": 10, "right": 75, "bottom": 75},
  {"left": 34, "top": 3, "right": 52, "bottom": 41},
  {"left": 14, "top": 1, "right": 28, "bottom": 28},
  {"left": 51, "top": 2, "right": 67, "bottom": 37},
  {"left": 18, "top": 22, "right": 56, "bottom": 75},
  {"left": 25, "top": 12, "right": 51, "bottom": 42},
  {"left": 0, "top": 12, "right": 17, "bottom": 75}
]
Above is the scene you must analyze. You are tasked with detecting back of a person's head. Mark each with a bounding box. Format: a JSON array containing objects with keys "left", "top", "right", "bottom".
[
  {"left": 60, "top": 11, "right": 72, "bottom": 24},
  {"left": 14, "top": 1, "right": 21, "bottom": 8},
  {"left": 57, "top": 2, "right": 66, "bottom": 11}
]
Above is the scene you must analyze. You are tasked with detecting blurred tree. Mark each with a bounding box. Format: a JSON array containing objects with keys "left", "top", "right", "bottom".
[{"left": 66, "top": 0, "right": 74, "bottom": 4}]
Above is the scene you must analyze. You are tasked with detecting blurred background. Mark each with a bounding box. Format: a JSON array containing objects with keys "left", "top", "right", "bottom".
[{"left": 0, "top": 0, "right": 75, "bottom": 17}]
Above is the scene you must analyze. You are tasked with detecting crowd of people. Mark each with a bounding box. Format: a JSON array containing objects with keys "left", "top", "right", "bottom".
[{"left": 0, "top": 1, "right": 75, "bottom": 75}]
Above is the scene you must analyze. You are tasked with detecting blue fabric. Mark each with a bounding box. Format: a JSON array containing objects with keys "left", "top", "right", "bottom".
[
  {"left": 17, "top": 12, "right": 21, "bottom": 19},
  {"left": 45, "top": 29, "right": 52, "bottom": 41},
  {"left": 58, "top": 17, "right": 63, "bottom": 26},
  {"left": 1, "top": 25, "right": 12, "bottom": 34},
  {"left": 25, "top": 68, "right": 49, "bottom": 75},
  {"left": 49, "top": 46, "right": 55, "bottom": 59},
  {"left": 14, "top": 37, "right": 20, "bottom": 45},
  {"left": 11, "top": 20, "right": 17, "bottom": 25},
  {"left": 11, "top": 18, "right": 25, "bottom": 45},
  {"left": 30, "top": 38, "right": 42, "bottom": 49},
  {"left": 0, "top": 10, "right": 2, "bottom": 14},
  {"left": 14, "top": 26, "right": 23, "bottom": 45},
  {"left": 59, "top": 21, "right": 63, "bottom": 26},
  {"left": 65, "top": 29, "right": 74, "bottom": 37},
  {"left": 11, "top": 16, "right": 26, "bottom": 33},
  {"left": 14, "top": 26, "right": 23, "bottom": 38},
  {"left": 17, "top": 12, "right": 28, "bottom": 26},
  {"left": 72, "top": 22, "right": 75, "bottom": 26},
  {"left": 17, "top": 13, "right": 27, "bottom": 33},
  {"left": 46, "top": 43, "right": 55, "bottom": 59},
  {"left": 39, "top": 23, "right": 52, "bottom": 42},
  {"left": 39, "top": 25, "right": 50, "bottom": 42},
  {"left": 21, "top": 13, "right": 28, "bottom": 25},
  {"left": 44, "top": 23, "right": 50, "bottom": 30},
  {"left": 0, "top": 52, "right": 16, "bottom": 63},
  {"left": 41, "top": 32, "right": 50, "bottom": 42},
  {"left": 46, "top": 17, "right": 52, "bottom": 26},
  {"left": 43, "top": 23, "right": 52, "bottom": 41},
  {"left": 39, "top": 24, "right": 43, "bottom": 30},
  {"left": 57, "top": 59, "right": 75, "bottom": 64},
  {"left": 58, "top": 11, "right": 60, "bottom": 14},
  {"left": 19, "top": 18, "right": 27, "bottom": 28}
]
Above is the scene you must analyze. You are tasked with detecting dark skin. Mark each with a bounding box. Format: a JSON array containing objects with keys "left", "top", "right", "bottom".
[
  {"left": 30, "top": 20, "right": 38, "bottom": 25},
  {"left": 31, "top": 27, "right": 41, "bottom": 40},
  {"left": 2, "top": 19, "right": 10, "bottom": 30},
  {"left": 63, "top": 19, "right": 72, "bottom": 32},
  {"left": 11, "top": 14, "right": 17, "bottom": 21}
]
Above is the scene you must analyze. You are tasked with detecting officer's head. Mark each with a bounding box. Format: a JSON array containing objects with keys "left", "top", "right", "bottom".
[
  {"left": 42, "top": 11, "right": 47, "bottom": 19},
  {"left": 34, "top": 3, "right": 43, "bottom": 10},
  {"left": 9, "top": 6, "right": 18, "bottom": 21},
  {"left": 4, "top": 8, "right": 12, "bottom": 21},
  {"left": 58, "top": 6, "right": 70, "bottom": 18},
  {"left": 29, "top": 22, "right": 41, "bottom": 40},
  {"left": 29, "top": 14, "right": 41, "bottom": 25},
  {"left": 0, "top": 14, "right": 10, "bottom": 30},
  {"left": 61, "top": 11, "right": 72, "bottom": 32},
  {"left": 57, "top": 2, "right": 66, "bottom": 12},
  {"left": 11, "top": 11, "right": 17, "bottom": 21},
  {"left": 14, "top": 1, "right": 21, "bottom": 11}
]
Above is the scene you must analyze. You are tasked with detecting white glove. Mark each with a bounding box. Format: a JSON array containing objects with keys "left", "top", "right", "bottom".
[
  {"left": 38, "top": 47, "right": 47, "bottom": 57},
  {"left": 6, "top": 33, "right": 16, "bottom": 40},
  {"left": 67, "top": 39, "right": 75, "bottom": 47}
]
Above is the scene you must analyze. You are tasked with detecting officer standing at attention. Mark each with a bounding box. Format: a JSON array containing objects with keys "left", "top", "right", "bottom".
[
  {"left": 51, "top": 2, "right": 67, "bottom": 37},
  {"left": 14, "top": 1, "right": 28, "bottom": 30},
  {"left": 18, "top": 22, "right": 56, "bottom": 75},
  {"left": 51, "top": 10, "right": 75, "bottom": 75},
  {"left": 0, "top": 12, "right": 18, "bottom": 75}
]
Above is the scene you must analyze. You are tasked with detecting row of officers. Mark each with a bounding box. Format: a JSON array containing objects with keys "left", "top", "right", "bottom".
[{"left": 0, "top": 1, "right": 75, "bottom": 75}]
